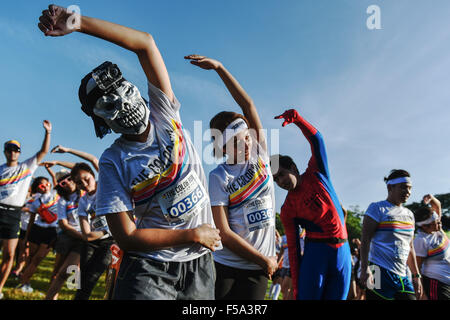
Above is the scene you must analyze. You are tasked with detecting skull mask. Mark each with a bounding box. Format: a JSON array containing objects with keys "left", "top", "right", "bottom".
[{"left": 93, "top": 81, "right": 150, "bottom": 135}]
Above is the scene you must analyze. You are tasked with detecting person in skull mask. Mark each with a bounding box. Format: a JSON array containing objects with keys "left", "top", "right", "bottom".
[{"left": 38, "top": 4, "right": 221, "bottom": 300}]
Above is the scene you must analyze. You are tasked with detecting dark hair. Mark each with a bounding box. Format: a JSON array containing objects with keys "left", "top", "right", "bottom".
[
  {"left": 414, "top": 206, "right": 433, "bottom": 224},
  {"left": 54, "top": 173, "right": 77, "bottom": 201},
  {"left": 209, "top": 111, "right": 250, "bottom": 158},
  {"left": 30, "top": 176, "right": 49, "bottom": 194},
  {"left": 70, "top": 162, "right": 96, "bottom": 181},
  {"left": 270, "top": 154, "right": 299, "bottom": 175},
  {"left": 384, "top": 169, "right": 410, "bottom": 183}
]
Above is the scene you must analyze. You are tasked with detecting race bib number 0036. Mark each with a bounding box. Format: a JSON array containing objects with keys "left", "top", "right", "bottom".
[
  {"left": 244, "top": 196, "right": 274, "bottom": 232},
  {"left": 158, "top": 171, "right": 208, "bottom": 224}
]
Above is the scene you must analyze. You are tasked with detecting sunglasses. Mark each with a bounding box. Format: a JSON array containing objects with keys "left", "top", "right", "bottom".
[
  {"left": 4, "top": 147, "right": 20, "bottom": 153},
  {"left": 58, "top": 176, "right": 72, "bottom": 188},
  {"left": 38, "top": 182, "right": 50, "bottom": 190}
]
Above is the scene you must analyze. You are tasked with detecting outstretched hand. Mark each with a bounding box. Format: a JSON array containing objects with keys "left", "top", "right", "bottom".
[
  {"left": 274, "top": 109, "right": 301, "bottom": 127},
  {"left": 184, "top": 55, "right": 222, "bottom": 70},
  {"left": 38, "top": 4, "right": 80, "bottom": 37},
  {"left": 51, "top": 145, "right": 68, "bottom": 154},
  {"left": 39, "top": 161, "right": 56, "bottom": 168}
]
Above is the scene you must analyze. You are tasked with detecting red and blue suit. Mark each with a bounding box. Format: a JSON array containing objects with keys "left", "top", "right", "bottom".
[{"left": 278, "top": 109, "right": 351, "bottom": 300}]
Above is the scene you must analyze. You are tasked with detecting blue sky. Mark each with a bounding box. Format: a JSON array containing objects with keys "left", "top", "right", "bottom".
[{"left": 1, "top": 0, "right": 450, "bottom": 213}]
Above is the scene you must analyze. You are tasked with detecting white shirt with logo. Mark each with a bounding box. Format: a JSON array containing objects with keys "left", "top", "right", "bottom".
[
  {"left": 414, "top": 229, "right": 450, "bottom": 285},
  {"left": 365, "top": 200, "right": 415, "bottom": 276},
  {"left": 58, "top": 192, "right": 84, "bottom": 233},
  {"left": 28, "top": 190, "right": 60, "bottom": 228},
  {"left": 96, "top": 83, "right": 215, "bottom": 262},
  {"left": 78, "top": 192, "right": 111, "bottom": 240},
  {"left": 0, "top": 156, "right": 38, "bottom": 207},
  {"left": 209, "top": 142, "right": 276, "bottom": 270}
]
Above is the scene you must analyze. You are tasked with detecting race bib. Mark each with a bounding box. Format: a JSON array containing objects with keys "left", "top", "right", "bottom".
[
  {"left": 244, "top": 196, "right": 274, "bottom": 232},
  {"left": 157, "top": 171, "right": 208, "bottom": 224},
  {"left": 91, "top": 215, "right": 108, "bottom": 231}
]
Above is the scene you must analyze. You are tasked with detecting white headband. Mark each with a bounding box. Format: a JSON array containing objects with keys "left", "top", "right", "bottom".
[
  {"left": 220, "top": 118, "right": 248, "bottom": 148},
  {"left": 416, "top": 212, "right": 439, "bottom": 226},
  {"left": 386, "top": 177, "right": 412, "bottom": 185}
]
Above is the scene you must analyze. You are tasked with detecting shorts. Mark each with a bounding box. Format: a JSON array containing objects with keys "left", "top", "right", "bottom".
[
  {"left": 280, "top": 267, "right": 291, "bottom": 278},
  {"left": 422, "top": 275, "right": 450, "bottom": 300},
  {"left": 113, "top": 252, "right": 216, "bottom": 300},
  {"left": 0, "top": 207, "right": 21, "bottom": 239},
  {"left": 54, "top": 232, "right": 84, "bottom": 256},
  {"left": 215, "top": 261, "right": 268, "bottom": 300},
  {"left": 366, "top": 263, "right": 415, "bottom": 300},
  {"left": 28, "top": 224, "right": 57, "bottom": 247}
]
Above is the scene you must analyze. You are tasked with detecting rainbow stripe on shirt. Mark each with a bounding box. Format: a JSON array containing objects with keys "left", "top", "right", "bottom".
[
  {"left": 131, "top": 119, "right": 187, "bottom": 206},
  {"left": 428, "top": 234, "right": 449, "bottom": 258},
  {"left": 0, "top": 169, "right": 32, "bottom": 187},
  {"left": 228, "top": 157, "right": 270, "bottom": 209},
  {"left": 41, "top": 194, "right": 60, "bottom": 210},
  {"left": 377, "top": 220, "right": 414, "bottom": 233}
]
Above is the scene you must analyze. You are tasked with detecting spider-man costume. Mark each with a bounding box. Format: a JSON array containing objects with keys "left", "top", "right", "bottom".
[{"left": 277, "top": 109, "right": 351, "bottom": 300}]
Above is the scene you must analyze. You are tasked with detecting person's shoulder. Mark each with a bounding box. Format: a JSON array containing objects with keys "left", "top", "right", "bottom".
[
  {"left": 209, "top": 164, "right": 227, "bottom": 178},
  {"left": 99, "top": 140, "right": 124, "bottom": 165}
]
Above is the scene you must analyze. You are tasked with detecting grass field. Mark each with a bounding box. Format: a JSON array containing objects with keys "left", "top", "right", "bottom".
[
  {"left": 0, "top": 251, "right": 279, "bottom": 300},
  {"left": 0, "top": 251, "right": 106, "bottom": 300},
  {"left": 2, "top": 231, "right": 449, "bottom": 300}
]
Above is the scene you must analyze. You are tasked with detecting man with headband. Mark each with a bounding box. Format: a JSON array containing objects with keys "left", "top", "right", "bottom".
[
  {"left": 359, "top": 169, "right": 423, "bottom": 300},
  {"left": 38, "top": 5, "right": 220, "bottom": 300},
  {"left": 0, "top": 121, "right": 52, "bottom": 300}
]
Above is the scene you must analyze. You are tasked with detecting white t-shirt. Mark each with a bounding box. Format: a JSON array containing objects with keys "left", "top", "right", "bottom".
[
  {"left": 78, "top": 191, "right": 111, "bottom": 240},
  {"left": 20, "top": 196, "right": 35, "bottom": 231},
  {"left": 58, "top": 192, "right": 85, "bottom": 233},
  {"left": 414, "top": 229, "right": 450, "bottom": 285},
  {"left": 209, "top": 142, "right": 276, "bottom": 270},
  {"left": 0, "top": 156, "right": 38, "bottom": 207},
  {"left": 96, "top": 83, "right": 214, "bottom": 262},
  {"left": 365, "top": 200, "right": 415, "bottom": 276},
  {"left": 29, "top": 190, "right": 60, "bottom": 228}
]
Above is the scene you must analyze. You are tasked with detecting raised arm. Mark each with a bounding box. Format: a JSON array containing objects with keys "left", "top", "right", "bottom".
[
  {"left": 185, "top": 55, "right": 266, "bottom": 149},
  {"left": 35, "top": 120, "right": 52, "bottom": 163},
  {"left": 275, "top": 109, "right": 329, "bottom": 177},
  {"left": 51, "top": 145, "right": 98, "bottom": 172},
  {"left": 422, "top": 194, "right": 442, "bottom": 217},
  {"left": 38, "top": 4, "right": 173, "bottom": 101}
]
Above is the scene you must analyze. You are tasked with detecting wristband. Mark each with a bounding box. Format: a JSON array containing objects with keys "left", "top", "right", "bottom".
[{"left": 412, "top": 273, "right": 422, "bottom": 279}]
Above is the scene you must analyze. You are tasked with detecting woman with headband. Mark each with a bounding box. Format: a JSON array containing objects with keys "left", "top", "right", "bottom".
[
  {"left": 185, "top": 55, "right": 277, "bottom": 300},
  {"left": 38, "top": 5, "right": 220, "bottom": 300},
  {"left": 413, "top": 194, "right": 450, "bottom": 300},
  {"left": 359, "top": 169, "right": 423, "bottom": 300}
]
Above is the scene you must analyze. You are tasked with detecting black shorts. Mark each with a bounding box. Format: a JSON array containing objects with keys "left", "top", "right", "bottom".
[
  {"left": 0, "top": 207, "right": 22, "bottom": 239},
  {"left": 28, "top": 224, "right": 57, "bottom": 247},
  {"left": 423, "top": 275, "right": 450, "bottom": 300},
  {"left": 54, "top": 232, "right": 84, "bottom": 256},
  {"left": 214, "top": 261, "right": 268, "bottom": 300}
]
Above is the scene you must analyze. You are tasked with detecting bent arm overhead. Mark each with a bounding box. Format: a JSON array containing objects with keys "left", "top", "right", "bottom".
[
  {"left": 38, "top": 5, "right": 174, "bottom": 102},
  {"left": 185, "top": 55, "right": 266, "bottom": 149},
  {"left": 275, "top": 109, "right": 329, "bottom": 177}
]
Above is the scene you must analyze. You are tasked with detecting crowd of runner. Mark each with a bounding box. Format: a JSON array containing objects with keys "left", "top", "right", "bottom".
[{"left": 0, "top": 4, "right": 448, "bottom": 300}]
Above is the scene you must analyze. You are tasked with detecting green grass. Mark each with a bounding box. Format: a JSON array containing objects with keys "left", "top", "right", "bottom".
[
  {"left": 0, "top": 251, "right": 107, "bottom": 300},
  {"left": 1, "top": 250, "right": 286, "bottom": 300}
]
